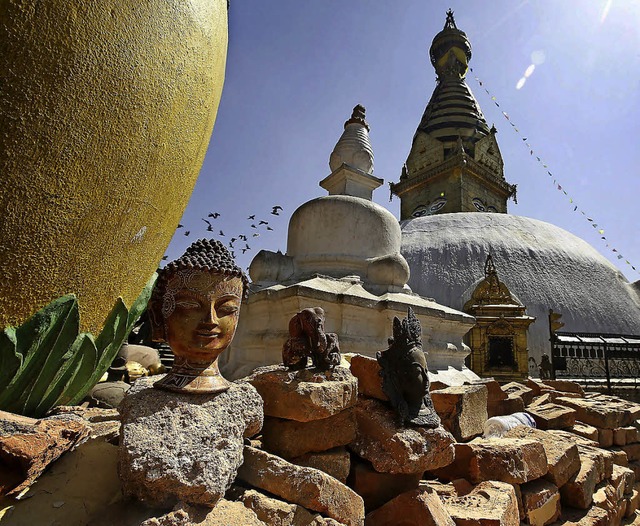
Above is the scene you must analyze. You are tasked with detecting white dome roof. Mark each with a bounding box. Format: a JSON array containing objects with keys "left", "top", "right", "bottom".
[
  {"left": 289, "top": 195, "right": 400, "bottom": 260},
  {"left": 401, "top": 213, "right": 640, "bottom": 360}
]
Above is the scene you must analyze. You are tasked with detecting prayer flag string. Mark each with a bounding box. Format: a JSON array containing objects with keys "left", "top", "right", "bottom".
[{"left": 469, "top": 67, "right": 638, "bottom": 275}]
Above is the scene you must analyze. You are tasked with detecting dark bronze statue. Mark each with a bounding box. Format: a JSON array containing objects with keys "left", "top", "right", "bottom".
[
  {"left": 282, "top": 307, "right": 341, "bottom": 370},
  {"left": 149, "top": 239, "right": 248, "bottom": 394},
  {"left": 539, "top": 353, "right": 552, "bottom": 380},
  {"left": 377, "top": 307, "right": 440, "bottom": 427}
]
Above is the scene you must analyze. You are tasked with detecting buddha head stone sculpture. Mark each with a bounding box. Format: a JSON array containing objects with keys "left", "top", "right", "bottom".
[
  {"left": 150, "top": 239, "right": 248, "bottom": 393},
  {"left": 282, "top": 307, "right": 341, "bottom": 371},
  {"left": 376, "top": 307, "right": 440, "bottom": 427}
]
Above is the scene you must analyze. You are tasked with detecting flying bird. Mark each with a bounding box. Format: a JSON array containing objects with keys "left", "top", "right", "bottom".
[
  {"left": 253, "top": 233, "right": 260, "bottom": 238},
  {"left": 239, "top": 234, "right": 247, "bottom": 241},
  {"left": 251, "top": 224, "right": 257, "bottom": 229},
  {"left": 184, "top": 230, "right": 190, "bottom": 236},
  {"left": 271, "top": 205, "right": 283, "bottom": 215},
  {"left": 161, "top": 255, "right": 168, "bottom": 261},
  {"left": 247, "top": 215, "right": 256, "bottom": 220},
  {"left": 219, "top": 230, "right": 225, "bottom": 236},
  {"left": 208, "top": 212, "right": 220, "bottom": 219},
  {"left": 267, "top": 226, "right": 274, "bottom": 231},
  {"left": 259, "top": 220, "right": 269, "bottom": 225},
  {"left": 207, "top": 224, "right": 213, "bottom": 232},
  {"left": 202, "top": 218, "right": 211, "bottom": 226},
  {"left": 177, "top": 223, "right": 184, "bottom": 228},
  {"left": 230, "top": 237, "right": 237, "bottom": 243}
]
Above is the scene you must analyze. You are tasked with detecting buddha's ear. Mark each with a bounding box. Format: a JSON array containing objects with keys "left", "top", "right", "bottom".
[{"left": 148, "top": 296, "right": 166, "bottom": 342}]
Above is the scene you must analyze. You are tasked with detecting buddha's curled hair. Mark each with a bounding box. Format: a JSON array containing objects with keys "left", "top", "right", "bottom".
[{"left": 158, "top": 238, "right": 249, "bottom": 299}]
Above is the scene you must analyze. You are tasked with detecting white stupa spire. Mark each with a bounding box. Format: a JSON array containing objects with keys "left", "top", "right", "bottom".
[
  {"left": 321, "top": 105, "right": 382, "bottom": 200},
  {"left": 329, "top": 104, "right": 374, "bottom": 174}
]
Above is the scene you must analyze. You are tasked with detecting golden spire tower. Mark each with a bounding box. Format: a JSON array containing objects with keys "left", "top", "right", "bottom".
[{"left": 391, "top": 9, "right": 516, "bottom": 219}]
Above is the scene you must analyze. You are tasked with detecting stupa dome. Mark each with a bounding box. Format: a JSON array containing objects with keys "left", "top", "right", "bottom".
[
  {"left": 401, "top": 213, "right": 640, "bottom": 362},
  {"left": 286, "top": 195, "right": 409, "bottom": 289}
]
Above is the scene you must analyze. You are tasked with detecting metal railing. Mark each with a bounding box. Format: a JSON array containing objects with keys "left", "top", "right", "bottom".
[{"left": 550, "top": 331, "right": 640, "bottom": 393}]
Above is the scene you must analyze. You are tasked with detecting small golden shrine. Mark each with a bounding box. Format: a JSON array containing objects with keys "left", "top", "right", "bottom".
[{"left": 463, "top": 255, "right": 535, "bottom": 381}]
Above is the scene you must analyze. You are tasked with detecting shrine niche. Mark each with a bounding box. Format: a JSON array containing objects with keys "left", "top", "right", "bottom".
[{"left": 463, "top": 255, "right": 535, "bottom": 381}]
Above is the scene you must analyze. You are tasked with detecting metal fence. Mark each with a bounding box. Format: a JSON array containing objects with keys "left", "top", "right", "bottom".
[{"left": 550, "top": 332, "right": 640, "bottom": 393}]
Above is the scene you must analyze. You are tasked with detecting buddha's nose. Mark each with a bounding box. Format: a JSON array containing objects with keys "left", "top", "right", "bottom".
[{"left": 202, "top": 305, "right": 219, "bottom": 325}]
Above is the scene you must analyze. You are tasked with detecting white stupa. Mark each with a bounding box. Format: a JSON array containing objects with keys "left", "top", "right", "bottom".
[{"left": 221, "top": 105, "right": 477, "bottom": 384}]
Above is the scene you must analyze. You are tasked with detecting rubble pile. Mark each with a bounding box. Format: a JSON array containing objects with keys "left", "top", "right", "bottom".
[
  {"left": 3, "top": 362, "right": 640, "bottom": 525},
  {"left": 422, "top": 377, "right": 640, "bottom": 526}
]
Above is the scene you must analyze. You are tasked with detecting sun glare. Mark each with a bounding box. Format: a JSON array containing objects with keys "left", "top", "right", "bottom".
[{"left": 600, "top": 0, "right": 613, "bottom": 24}]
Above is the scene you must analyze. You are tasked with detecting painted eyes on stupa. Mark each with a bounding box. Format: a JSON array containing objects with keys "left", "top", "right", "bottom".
[
  {"left": 411, "top": 197, "right": 448, "bottom": 218},
  {"left": 472, "top": 197, "right": 497, "bottom": 213},
  {"left": 429, "top": 198, "right": 447, "bottom": 213},
  {"left": 412, "top": 206, "right": 428, "bottom": 217}
]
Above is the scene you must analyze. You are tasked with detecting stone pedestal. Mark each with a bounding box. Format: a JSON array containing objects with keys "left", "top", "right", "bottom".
[
  {"left": 118, "top": 377, "right": 263, "bottom": 508},
  {"left": 244, "top": 365, "right": 357, "bottom": 422},
  {"left": 350, "top": 397, "right": 455, "bottom": 475},
  {"left": 244, "top": 364, "right": 357, "bottom": 482}
]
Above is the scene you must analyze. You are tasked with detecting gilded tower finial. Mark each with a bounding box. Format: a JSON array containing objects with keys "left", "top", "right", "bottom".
[
  {"left": 484, "top": 253, "right": 497, "bottom": 279},
  {"left": 466, "top": 253, "right": 515, "bottom": 306},
  {"left": 430, "top": 10, "right": 472, "bottom": 79},
  {"left": 444, "top": 8, "right": 457, "bottom": 29}
]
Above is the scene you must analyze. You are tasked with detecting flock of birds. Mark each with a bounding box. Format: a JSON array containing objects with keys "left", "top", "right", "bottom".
[{"left": 162, "top": 205, "right": 284, "bottom": 263}]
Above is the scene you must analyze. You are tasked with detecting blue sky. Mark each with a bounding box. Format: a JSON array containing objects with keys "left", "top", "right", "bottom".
[{"left": 166, "top": 0, "right": 639, "bottom": 283}]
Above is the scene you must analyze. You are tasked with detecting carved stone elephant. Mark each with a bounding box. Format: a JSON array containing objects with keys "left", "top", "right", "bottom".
[{"left": 282, "top": 307, "right": 340, "bottom": 370}]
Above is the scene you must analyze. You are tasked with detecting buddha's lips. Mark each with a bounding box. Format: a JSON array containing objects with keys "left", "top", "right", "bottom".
[{"left": 195, "top": 331, "right": 221, "bottom": 338}]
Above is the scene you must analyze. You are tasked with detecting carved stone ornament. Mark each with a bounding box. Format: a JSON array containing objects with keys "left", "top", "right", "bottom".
[
  {"left": 376, "top": 307, "right": 440, "bottom": 427},
  {"left": 150, "top": 239, "right": 248, "bottom": 394},
  {"left": 282, "top": 307, "right": 341, "bottom": 371}
]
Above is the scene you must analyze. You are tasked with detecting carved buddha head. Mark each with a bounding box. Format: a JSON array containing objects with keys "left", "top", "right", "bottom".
[{"left": 150, "top": 239, "right": 248, "bottom": 393}]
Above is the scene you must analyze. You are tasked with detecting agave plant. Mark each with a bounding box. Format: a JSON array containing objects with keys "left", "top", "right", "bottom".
[{"left": 0, "top": 274, "right": 156, "bottom": 418}]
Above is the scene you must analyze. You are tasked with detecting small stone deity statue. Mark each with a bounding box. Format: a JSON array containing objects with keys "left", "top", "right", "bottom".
[
  {"left": 539, "top": 353, "right": 552, "bottom": 380},
  {"left": 149, "top": 239, "right": 248, "bottom": 393},
  {"left": 377, "top": 307, "right": 440, "bottom": 428},
  {"left": 282, "top": 307, "right": 341, "bottom": 370}
]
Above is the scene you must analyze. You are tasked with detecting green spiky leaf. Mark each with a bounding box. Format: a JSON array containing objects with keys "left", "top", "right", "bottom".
[
  {"left": 0, "top": 273, "right": 157, "bottom": 417},
  {"left": 67, "top": 299, "right": 128, "bottom": 405},
  {"left": 53, "top": 333, "right": 98, "bottom": 408},
  {"left": 34, "top": 333, "right": 96, "bottom": 416},
  {"left": 22, "top": 301, "right": 81, "bottom": 416},
  {"left": 0, "top": 296, "right": 78, "bottom": 413}
]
